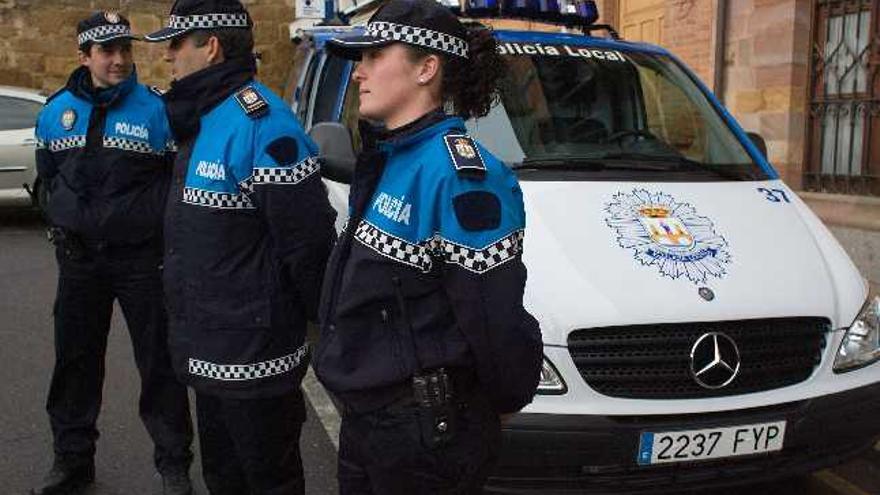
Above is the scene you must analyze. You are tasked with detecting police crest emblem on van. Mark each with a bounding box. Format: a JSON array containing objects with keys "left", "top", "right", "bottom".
[{"left": 605, "top": 189, "right": 731, "bottom": 284}]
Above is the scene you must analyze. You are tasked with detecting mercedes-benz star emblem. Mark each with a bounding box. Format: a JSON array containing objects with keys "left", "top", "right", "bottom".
[{"left": 689, "top": 332, "right": 740, "bottom": 389}]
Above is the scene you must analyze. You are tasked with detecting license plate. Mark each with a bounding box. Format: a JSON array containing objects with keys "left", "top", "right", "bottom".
[{"left": 637, "top": 420, "right": 786, "bottom": 465}]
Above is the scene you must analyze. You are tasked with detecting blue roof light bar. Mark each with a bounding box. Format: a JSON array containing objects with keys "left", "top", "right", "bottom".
[{"left": 459, "top": 0, "right": 605, "bottom": 31}]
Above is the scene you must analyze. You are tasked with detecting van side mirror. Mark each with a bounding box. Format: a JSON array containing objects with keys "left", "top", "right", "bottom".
[
  {"left": 746, "top": 132, "right": 768, "bottom": 159},
  {"left": 310, "top": 122, "right": 356, "bottom": 184}
]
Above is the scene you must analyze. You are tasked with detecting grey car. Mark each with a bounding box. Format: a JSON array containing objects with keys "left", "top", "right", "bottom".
[{"left": 0, "top": 86, "right": 46, "bottom": 208}]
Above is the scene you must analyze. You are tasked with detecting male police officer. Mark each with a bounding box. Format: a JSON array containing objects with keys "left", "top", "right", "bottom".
[
  {"left": 144, "top": 1, "right": 336, "bottom": 493},
  {"left": 33, "top": 11, "right": 194, "bottom": 495}
]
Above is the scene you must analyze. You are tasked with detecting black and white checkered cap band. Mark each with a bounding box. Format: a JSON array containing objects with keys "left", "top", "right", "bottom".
[
  {"left": 168, "top": 13, "right": 250, "bottom": 30},
  {"left": 364, "top": 21, "right": 468, "bottom": 59},
  {"left": 188, "top": 344, "right": 309, "bottom": 382},
  {"left": 78, "top": 24, "right": 132, "bottom": 46}
]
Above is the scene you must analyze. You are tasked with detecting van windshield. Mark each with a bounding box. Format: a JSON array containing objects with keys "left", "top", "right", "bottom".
[{"left": 465, "top": 42, "right": 769, "bottom": 181}]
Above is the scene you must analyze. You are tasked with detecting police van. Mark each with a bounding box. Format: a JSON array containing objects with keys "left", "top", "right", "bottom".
[{"left": 290, "top": 1, "right": 880, "bottom": 492}]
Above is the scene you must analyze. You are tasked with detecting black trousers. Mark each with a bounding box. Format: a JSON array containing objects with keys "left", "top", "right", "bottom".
[
  {"left": 196, "top": 390, "right": 306, "bottom": 495},
  {"left": 338, "top": 387, "right": 502, "bottom": 495},
  {"left": 47, "top": 244, "right": 193, "bottom": 472}
]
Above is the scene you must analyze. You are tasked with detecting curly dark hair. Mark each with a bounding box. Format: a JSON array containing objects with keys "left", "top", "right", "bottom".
[{"left": 407, "top": 25, "right": 506, "bottom": 119}]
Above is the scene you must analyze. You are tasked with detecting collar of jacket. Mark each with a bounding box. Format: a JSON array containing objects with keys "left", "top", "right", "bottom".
[
  {"left": 378, "top": 115, "right": 466, "bottom": 153},
  {"left": 163, "top": 55, "right": 257, "bottom": 142},
  {"left": 382, "top": 108, "right": 446, "bottom": 141},
  {"left": 66, "top": 65, "right": 138, "bottom": 107}
]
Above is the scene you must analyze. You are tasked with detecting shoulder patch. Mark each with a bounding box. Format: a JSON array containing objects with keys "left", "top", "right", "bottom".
[
  {"left": 453, "top": 191, "right": 501, "bottom": 231},
  {"left": 148, "top": 85, "right": 165, "bottom": 97},
  {"left": 443, "top": 133, "right": 486, "bottom": 179},
  {"left": 234, "top": 85, "right": 269, "bottom": 119}
]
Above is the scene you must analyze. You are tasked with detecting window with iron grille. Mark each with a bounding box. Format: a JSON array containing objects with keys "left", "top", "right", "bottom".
[{"left": 805, "top": 0, "right": 879, "bottom": 196}]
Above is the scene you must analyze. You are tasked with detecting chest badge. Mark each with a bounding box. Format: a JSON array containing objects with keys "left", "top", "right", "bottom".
[
  {"left": 443, "top": 134, "right": 486, "bottom": 178},
  {"left": 104, "top": 11, "right": 121, "bottom": 23},
  {"left": 234, "top": 86, "right": 269, "bottom": 118},
  {"left": 454, "top": 138, "right": 476, "bottom": 159},
  {"left": 605, "top": 189, "right": 731, "bottom": 284},
  {"left": 61, "top": 109, "right": 77, "bottom": 131}
]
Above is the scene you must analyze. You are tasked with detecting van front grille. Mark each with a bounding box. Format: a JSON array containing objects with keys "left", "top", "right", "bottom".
[{"left": 567, "top": 317, "right": 830, "bottom": 399}]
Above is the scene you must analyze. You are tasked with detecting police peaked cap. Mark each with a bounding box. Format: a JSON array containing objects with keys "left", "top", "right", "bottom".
[
  {"left": 144, "top": 0, "right": 253, "bottom": 42},
  {"left": 77, "top": 11, "right": 139, "bottom": 48},
  {"left": 327, "top": 0, "right": 469, "bottom": 61}
]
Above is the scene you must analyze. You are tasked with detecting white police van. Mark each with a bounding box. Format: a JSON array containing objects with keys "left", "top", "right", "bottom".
[{"left": 290, "top": 1, "right": 880, "bottom": 492}]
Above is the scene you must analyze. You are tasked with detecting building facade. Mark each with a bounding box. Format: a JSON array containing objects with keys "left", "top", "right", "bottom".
[{"left": 0, "top": 0, "right": 297, "bottom": 94}]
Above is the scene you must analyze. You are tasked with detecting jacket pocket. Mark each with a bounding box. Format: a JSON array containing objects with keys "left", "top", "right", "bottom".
[
  {"left": 317, "top": 305, "right": 412, "bottom": 390},
  {"left": 184, "top": 276, "right": 272, "bottom": 330}
]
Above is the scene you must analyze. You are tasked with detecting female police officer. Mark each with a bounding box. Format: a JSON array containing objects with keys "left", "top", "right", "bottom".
[{"left": 314, "top": 0, "right": 543, "bottom": 493}]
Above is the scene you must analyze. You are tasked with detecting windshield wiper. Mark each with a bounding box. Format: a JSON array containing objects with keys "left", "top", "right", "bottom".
[
  {"left": 513, "top": 154, "right": 761, "bottom": 181},
  {"left": 597, "top": 152, "right": 758, "bottom": 181},
  {"left": 512, "top": 156, "right": 668, "bottom": 172}
]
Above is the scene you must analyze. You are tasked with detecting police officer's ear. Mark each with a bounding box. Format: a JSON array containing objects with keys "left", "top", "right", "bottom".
[
  {"left": 77, "top": 44, "right": 94, "bottom": 65},
  {"left": 204, "top": 35, "right": 225, "bottom": 65},
  {"left": 414, "top": 53, "right": 441, "bottom": 87}
]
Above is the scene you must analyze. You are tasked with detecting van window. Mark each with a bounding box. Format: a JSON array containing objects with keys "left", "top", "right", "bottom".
[
  {"left": 296, "top": 54, "right": 322, "bottom": 125},
  {"left": 312, "top": 55, "right": 350, "bottom": 125},
  {"left": 492, "top": 45, "right": 768, "bottom": 180},
  {"left": 335, "top": 42, "right": 767, "bottom": 181}
]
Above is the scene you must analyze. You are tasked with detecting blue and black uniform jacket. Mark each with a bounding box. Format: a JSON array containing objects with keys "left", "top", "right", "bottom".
[
  {"left": 315, "top": 113, "right": 543, "bottom": 414},
  {"left": 35, "top": 67, "right": 173, "bottom": 246},
  {"left": 163, "top": 81, "right": 336, "bottom": 398}
]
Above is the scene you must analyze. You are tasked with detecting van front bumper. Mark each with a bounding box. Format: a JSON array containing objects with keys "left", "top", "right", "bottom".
[{"left": 487, "top": 381, "right": 880, "bottom": 494}]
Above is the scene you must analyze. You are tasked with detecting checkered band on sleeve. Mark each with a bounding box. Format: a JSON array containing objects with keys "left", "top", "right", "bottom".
[
  {"left": 182, "top": 187, "right": 254, "bottom": 210},
  {"left": 188, "top": 344, "right": 309, "bottom": 381},
  {"left": 48, "top": 136, "right": 86, "bottom": 152},
  {"left": 78, "top": 24, "right": 131, "bottom": 45},
  {"left": 251, "top": 156, "right": 321, "bottom": 186},
  {"left": 355, "top": 220, "right": 435, "bottom": 273},
  {"left": 438, "top": 229, "right": 525, "bottom": 274},
  {"left": 104, "top": 136, "right": 161, "bottom": 155},
  {"left": 168, "top": 13, "right": 250, "bottom": 30},
  {"left": 365, "top": 21, "right": 469, "bottom": 59}
]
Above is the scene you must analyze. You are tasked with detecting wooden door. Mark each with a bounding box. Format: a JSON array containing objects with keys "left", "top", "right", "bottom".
[{"left": 618, "top": 0, "right": 665, "bottom": 44}]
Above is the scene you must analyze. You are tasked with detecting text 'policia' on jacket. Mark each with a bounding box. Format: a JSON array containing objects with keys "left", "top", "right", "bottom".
[
  {"left": 163, "top": 77, "right": 336, "bottom": 399},
  {"left": 35, "top": 67, "right": 173, "bottom": 245},
  {"left": 315, "top": 113, "right": 543, "bottom": 414}
]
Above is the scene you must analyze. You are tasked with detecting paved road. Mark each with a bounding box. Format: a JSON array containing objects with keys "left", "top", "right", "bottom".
[
  {"left": 2, "top": 208, "right": 878, "bottom": 495},
  {"left": 0, "top": 210, "right": 339, "bottom": 495}
]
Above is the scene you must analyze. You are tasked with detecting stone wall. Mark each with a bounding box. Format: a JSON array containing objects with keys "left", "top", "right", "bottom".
[
  {"left": 721, "top": 0, "right": 812, "bottom": 188},
  {"left": 660, "top": 0, "right": 717, "bottom": 87},
  {"left": 0, "top": 0, "right": 297, "bottom": 95}
]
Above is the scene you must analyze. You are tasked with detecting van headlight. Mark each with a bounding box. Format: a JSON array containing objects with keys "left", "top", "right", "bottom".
[
  {"left": 537, "top": 356, "right": 567, "bottom": 394},
  {"left": 834, "top": 296, "right": 880, "bottom": 372}
]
